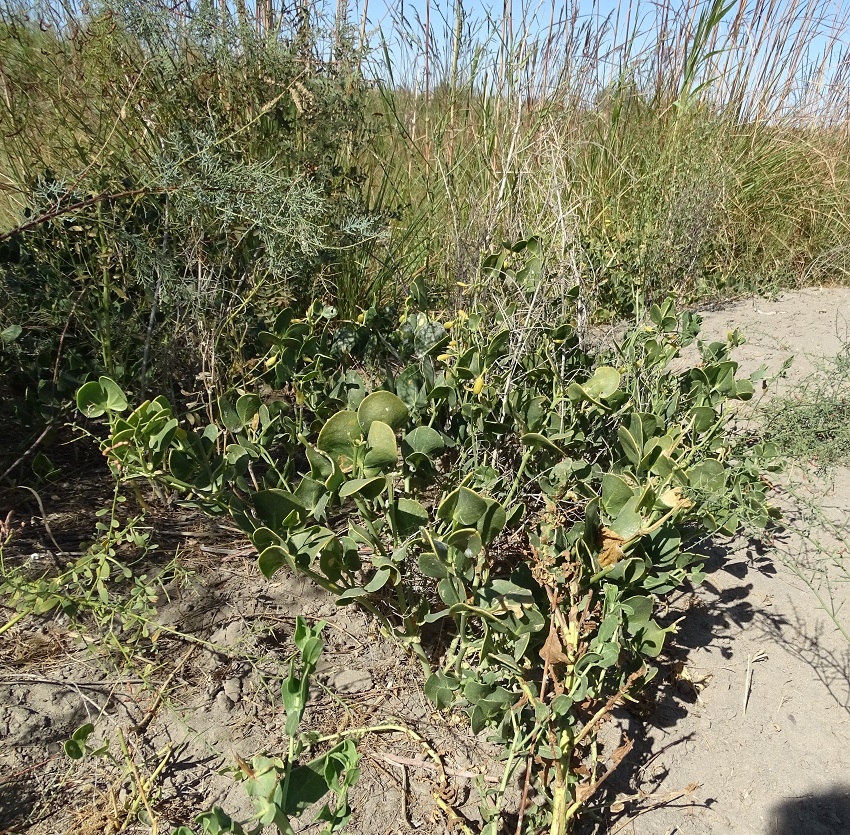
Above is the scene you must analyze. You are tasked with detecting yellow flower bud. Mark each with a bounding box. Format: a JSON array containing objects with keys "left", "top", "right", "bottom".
[{"left": 468, "top": 375, "right": 484, "bottom": 396}]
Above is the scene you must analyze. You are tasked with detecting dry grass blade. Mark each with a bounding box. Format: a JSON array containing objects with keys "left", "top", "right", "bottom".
[{"left": 742, "top": 650, "right": 769, "bottom": 716}]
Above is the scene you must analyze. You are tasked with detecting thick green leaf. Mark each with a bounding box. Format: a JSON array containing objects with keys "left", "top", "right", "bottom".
[
  {"left": 395, "top": 366, "right": 425, "bottom": 410},
  {"left": 342, "top": 370, "right": 367, "bottom": 409},
  {"left": 688, "top": 459, "right": 726, "bottom": 491},
  {"left": 236, "top": 394, "right": 262, "bottom": 426},
  {"left": 437, "top": 576, "right": 465, "bottom": 606},
  {"left": 618, "top": 425, "right": 642, "bottom": 467},
  {"left": 76, "top": 377, "right": 128, "bottom": 418},
  {"left": 295, "top": 476, "right": 328, "bottom": 518},
  {"left": 71, "top": 723, "right": 95, "bottom": 742},
  {"left": 622, "top": 595, "right": 653, "bottom": 630},
  {"left": 446, "top": 528, "right": 482, "bottom": 557},
  {"left": 364, "top": 567, "right": 391, "bottom": 592},
  {"left": 402, "top": 425, "right": 446, "bottom": 458},
  {"left": 76, "top": 382, "right": 109, "bottom": 418},
  {"left": 650, "top": 451, "right": 675, "bottom": 477},
  {"left": 63, "top": 739, "right": 84, "bottom": 760},
  {"left": 98, "top": 377, "right": 128, "bottom": 412},
  {"left": 478, "top": 499, "right": 507, "bottom": 545},
  {"left": 251, "top": 527, "right": 283, "bottom": 551},
  {"left": 635, "top": 619, "right": 666, "bottom": 657},
  {"left": 609, "top": 506, "right": 642, "bottom": 540},
  {"left": 254, "top": 489, "right": 307, "bottom": 530},
  {"left": 357, "top": 391, "right": 409, "bottom": 433},
  {"left": 418, "top": 551, "right": 448, "bottom": 579},
  {"left": 414, "top": 321, "right": 449, "bottom": 357},
  {"left": 521, "top": 432, "right": 562, "bottom": 453},
  {"left": 600, "top": 474, "right": 635, "bottom": 517},
  {"left": 336, "top": 587, "right": 367, "bottom": 605},
  {"left": 316, "top": 411, "right": 362, "bottom": 471},
  {"left": 284, "top": 745, "right": 349, "bottom": 815},
  {"left": 318, "top": 537, "right": 345, "bottom": 582},
  {"left": 735, "top": 379, "right": 755, "bottom": 400},
  {"left": 338, "top": 476, "right": 386, "bottom": 500},
  {"left": 364, "top": 420, "right": 397, "bottom": 473},
  {"left": 0, "top": 323, "right": 22, "bottom": 344},
  {"left": 505, "top": 503, "right": 525, "bottom": 527},
  {"left": 523, "top": 396, "right": 549, "bottom": 432},
  {"left": 690, "top": 405, "right": 717, "bottom": 433},
  {"left": 391, "top": 497, "right": 429, "bottom": 537},
  {"left": 605, "top": 557, "right": 647, "bottom": 584},
  {"left": 424, "top": 671, "right": 459, "bottom": 709},
  {"left": 438, "top": 486, "right": 488, "bottom": 526},
  {"left": 218, "top": 396, "right": 241, "bottom": 432},
  {"left": 576, "top": 366, "right": 621, "bottom": 401},
  {"left": 303, "top": 441, "right": 344, "bottom": 491},
  {"left": 426, "top": 383, "right": 453, "bottom": 402},
  {"left": 257, "top": 545, "right": 290, "bottom": 579}
]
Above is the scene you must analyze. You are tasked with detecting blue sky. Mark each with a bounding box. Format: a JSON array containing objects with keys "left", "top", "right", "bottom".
[{"left": 334, "top": 0, "right": 848, "bottom": 118}]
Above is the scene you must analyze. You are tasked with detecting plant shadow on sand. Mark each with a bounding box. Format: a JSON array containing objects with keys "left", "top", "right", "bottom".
[
  {"left": 574, "top": 524, "right": 850, "bottom": 834},
  {"left": 769, "top": 788, "right": 850, "bottom": 834},
  {"left": 0, "top": 773, "right": 41, "bottom": 833}
]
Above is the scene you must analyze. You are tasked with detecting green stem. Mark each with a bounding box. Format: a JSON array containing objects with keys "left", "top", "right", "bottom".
[
  {"left": 452, "top": 612, "right": 468, "bottom": 677},
  {"left": 505, "top": 449, "right": 532, "bottom": 505},
  {"left": 0, "top": 610, "right": 27, "bottom": 637},
  {"left": 353, "top": 497, "right": 390, "bottom": 559},
  {"left": 550, "top": 729, "right": 575, "bottom": 835},
  {"left": 96, "top": 203, "right": 113, "bottom": 373}
]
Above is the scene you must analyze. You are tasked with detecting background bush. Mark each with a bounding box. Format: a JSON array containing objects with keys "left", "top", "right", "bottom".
[{"left": 0, "top": 0, "right": 382, "bottom": 462}]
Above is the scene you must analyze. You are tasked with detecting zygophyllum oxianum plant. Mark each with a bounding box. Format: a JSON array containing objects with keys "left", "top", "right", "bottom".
[{"left": 77, "top": 238, "right": 779, "bottom": 833}]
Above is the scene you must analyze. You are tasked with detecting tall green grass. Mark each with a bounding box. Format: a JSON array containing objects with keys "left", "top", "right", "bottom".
[
  {"left": 368, "top": 0, "right": 850, "bottom": 313},
  {"left": 2, "top": 0, "right": 850, "bottom": 317}
]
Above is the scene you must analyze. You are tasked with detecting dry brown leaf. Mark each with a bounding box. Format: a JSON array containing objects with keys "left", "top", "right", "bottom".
[
  {"left": 573, "top": 736, "right": 635, "bottom": 806},
  {"left": 609, "top": 737, "right": 634, "bottom": 768},
  {"left": 539, "top": 628, "right": 569, "bottom": 665},
  {"left": 598, "top": 527, "right": 626, "bottom": 567}
]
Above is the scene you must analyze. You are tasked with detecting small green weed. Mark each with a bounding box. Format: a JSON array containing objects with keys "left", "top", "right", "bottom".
[
  {"left": 61, "top": 618, "right": 361, "bottom": 835},
  {"left": 201, "top": 622, "right": 361, "bottom": 835},
  {"left": 761, "top": 347, "right": 850, "bottom": 468},
  {"left": 0, "top": 484, "right": 174, "bottom": 653}
]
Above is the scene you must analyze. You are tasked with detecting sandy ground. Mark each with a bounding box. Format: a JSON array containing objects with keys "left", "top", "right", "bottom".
[{"left": 3, "top": 288, "right": 850, "bottom": 835}]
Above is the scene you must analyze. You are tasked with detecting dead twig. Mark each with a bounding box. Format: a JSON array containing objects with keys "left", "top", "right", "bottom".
[
  {"left": 117, "top": 730, "right": 172, "bottom": 835},
  {"left": 609, "top": 782, "right": 702, "bottom": 834},
  {"left": 0, "top": 425, "right": 55, "bottom": 485},
  {"left": 9, "top": 485, "right": 64, "bottom": 553},
  {"left": 742, "top": 650, "right": 769, "bottom": 716},
  {"left": 131, "top": 644, "right": 197, "bottom": 734},
  {"left": 379, "top": 754, "right": 418, "bottom": 828},
  {"left": 0, "top": 676, "right": 145, "bottom": 688},
  {"left": 378, "top": 751, "right": 500, "bottom": 784},
  {"left": 515, "top": 583, "right": 561, "bottom": 835}
]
